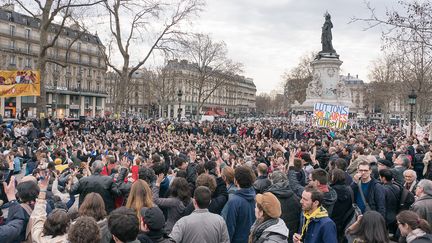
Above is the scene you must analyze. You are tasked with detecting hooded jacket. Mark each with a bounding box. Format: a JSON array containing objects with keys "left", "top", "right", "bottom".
[
  {"left": 251, "top": 218, "right": 290, "bottom": 243},
  {"left": 322, "top": 187, "right": 338, "bottom": 217},
  {"left": 266, "top": 181, "right": 301, "bottom": 243},
  {"left": 222, "top": 187, "right": 256, "bottom": 243},
  {"left": 330, "top": 182, "right": 354, "bottom": 240}
]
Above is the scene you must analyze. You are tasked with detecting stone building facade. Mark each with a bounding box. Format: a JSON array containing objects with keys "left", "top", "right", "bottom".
[{"left": 0, "top": 5, "right": 107, "bottom": 119}]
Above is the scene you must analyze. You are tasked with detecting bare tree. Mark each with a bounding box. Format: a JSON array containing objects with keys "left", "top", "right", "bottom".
[
  {"left": 102, "top": 0, "right": 203, "bottom": 115},
  {"left": 179, "top": 33, "right": 243, "bottom": 116},
  {"left": 282, "top": 52, "right": 315, "bottom": 105},
  {"left": 14, "top": 0, "right": 104, "bottom": 117},
  {"left": 146, "top": 66, "right": 178, "bottom": 118},
  {"left": 353, "top": 1, "right": 432, "bottom": 123}
]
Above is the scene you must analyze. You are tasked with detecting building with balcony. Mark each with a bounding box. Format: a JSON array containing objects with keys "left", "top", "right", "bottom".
[
  {"left": 341, "top": 73, "right": 366, "bottom": 118},
  {"left": 105, "top": 60, "right": 257, "bottom": 118},
  {"left": 0, "top": 5, "right": 107, "bottom": 119},
  {"left": 164, "top": 59, "right": 256, "bottom": 118}
]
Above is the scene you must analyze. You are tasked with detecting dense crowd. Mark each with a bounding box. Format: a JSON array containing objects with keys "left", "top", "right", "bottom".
[{"left": 0, "top": 117, "right": 432, "bottom": 243}]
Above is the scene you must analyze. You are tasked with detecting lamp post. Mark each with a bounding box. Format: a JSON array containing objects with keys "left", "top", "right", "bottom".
[
  {"left": 408, "top": 89, "right": 417, "bottom": 136},
  {"left": 77, "top": 69, "right": 82, "bottom": 117},
  {"left": 52, "top": 69, "right": 60, "bottom": 118},
  {"left": 177, "top": 89, "right": 183, "bottom": 122}
]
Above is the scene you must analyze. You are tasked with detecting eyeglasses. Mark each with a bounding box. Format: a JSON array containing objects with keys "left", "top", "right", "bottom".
[{"left": 358, "top": 169, "right": 370, "bottom": 173}]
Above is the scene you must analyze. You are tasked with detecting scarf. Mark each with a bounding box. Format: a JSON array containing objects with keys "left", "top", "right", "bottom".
[
  {"left": 406, "top": 228, "right": 427, "bottom": 243},
  {"left": 249, "top": 218, "right": 279, "bottom": 243},
  {"left": 300, "top": 206, "right": 329, "bottom": 241}
]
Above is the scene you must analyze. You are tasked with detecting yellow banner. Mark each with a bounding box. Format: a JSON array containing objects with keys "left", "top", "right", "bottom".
[{"left": 0, "top": 70, "right": 40, "bottom": 97}]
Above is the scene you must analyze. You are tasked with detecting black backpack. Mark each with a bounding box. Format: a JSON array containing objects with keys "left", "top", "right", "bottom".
[{"left": 396, "top": 182, "right": 415, "bottom": 211}]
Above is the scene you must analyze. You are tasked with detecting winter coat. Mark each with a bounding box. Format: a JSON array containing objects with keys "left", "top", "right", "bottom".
[
  {"left": 322, "top": 187, "right": 338, "bottom": 217},
  {"left": 351, "top": 178, "right": 386, "bottom": 217},
  {"left": 152, "top": 185, "right": 189, "bottom": 234},
  {"left": 381, "top": 182, "right": 400, "bottom": 225},
  {"left": 0, "top": 201, "right": 26, "bottom": 243},
  {"left": 97, "top": 218, "right": 112, "bottom": 243},
  {"left": 70, "top": 170, "right": 126, "bottom": 213},
  {"left": 298, "top": 211, "right": 337, "bottom": 243},
  {"left": 265, "top": 181, "right": 301, "bottom": 243},
  {"left": 221, "top": 187, "right": 256, "bottom": 243},
  {"left": 170, "top": 209, "right": 229, "bottom": 243},
  {"left": 251, "top": 218, "right": 289, "bottom": 243},
  {"left": 330, "top": 182, "right": 354, "bottom": 240},
  {"left": 253, "top": 176, "right": 272, "bottom": 194},
  {"left": 411, "top": 195, "right": 432, "bottom": 225},
  {"left": 410, "top": 234, "right": 432, "bottom": 243}
]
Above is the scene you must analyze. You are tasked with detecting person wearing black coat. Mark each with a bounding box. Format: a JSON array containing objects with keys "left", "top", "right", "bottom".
[
  {"left": 379, "top": 169, "right": 401, "bottom": 234},
  {"left": 70, "top": 160, "right": 129, "bottom": 213},
  {"left": 330, "top": 169, "right": 354, "bottom": 243},
  {"left": 253, "top": 163, "right": 271, "bottom": 194},
  {"left": 265, "top": 171, "right": 301, "bottom": 243}
]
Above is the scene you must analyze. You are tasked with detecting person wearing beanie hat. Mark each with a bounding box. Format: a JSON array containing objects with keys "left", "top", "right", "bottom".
[
  {"left": 137, "top": 206, "right": 171, "bottom": 243},
  {"left": 249, "top": 192, "right": 289, "bottom": 243}
]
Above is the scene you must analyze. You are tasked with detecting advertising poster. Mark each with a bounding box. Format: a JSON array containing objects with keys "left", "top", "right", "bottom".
[{"left": 0, "top": 70, "right": 40, "bottom": 97}]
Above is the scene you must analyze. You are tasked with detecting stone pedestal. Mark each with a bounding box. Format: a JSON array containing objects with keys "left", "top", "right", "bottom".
[{"left": 293, "top": 56, "right": 352, "bottom": 111}]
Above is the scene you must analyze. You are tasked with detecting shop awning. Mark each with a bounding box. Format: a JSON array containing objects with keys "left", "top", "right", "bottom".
[{"left": 216, "top": 110, "right": 226, "bottom": 116}]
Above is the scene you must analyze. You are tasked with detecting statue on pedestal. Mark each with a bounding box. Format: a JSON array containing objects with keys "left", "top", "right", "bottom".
[{"left": 318, "top": 12, "right": 338, "bottom": 59}]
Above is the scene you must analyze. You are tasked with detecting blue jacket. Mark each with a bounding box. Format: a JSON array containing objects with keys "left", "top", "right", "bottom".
[
  {"left": 299, "top": 213, "right": 337, "bottom": 243},
  {"left": 222, "top": 187, "right": 256, "bottom": 243}
]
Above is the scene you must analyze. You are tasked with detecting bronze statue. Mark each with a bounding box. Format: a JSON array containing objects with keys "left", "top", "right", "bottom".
[{"left": 320, "top": 12, "right": 336, "bottom": 54}]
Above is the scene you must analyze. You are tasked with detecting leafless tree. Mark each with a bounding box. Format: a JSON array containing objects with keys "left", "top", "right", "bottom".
[
  {"left": 146, "top": 66, "right": 178, "bottom": 118},
  {"left": 179, "top": 33, "right": 243, "bottom": 116},
  {"left": 102, "top": 0, "right": 203, "bottom": 115},
  {"left": 353, "top": 0, "right": 432, "bottom": 123},
  {"left": 14, "top": 0, "right": 105, "bottom": 117},
  {"left": 282, "top": 52, "right": 315, "bottom": 105}
]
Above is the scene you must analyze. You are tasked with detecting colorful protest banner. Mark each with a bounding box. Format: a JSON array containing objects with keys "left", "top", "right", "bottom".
[
  {"left": 312, "top": 103, "right": 349, "bottom": 129},
  {"left": 0, "top": 70, "right": 40, "bottom": 97}
]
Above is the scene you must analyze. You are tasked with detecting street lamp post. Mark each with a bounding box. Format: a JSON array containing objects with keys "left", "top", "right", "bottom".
[
  {"left": 177, "top": 89, "right": 183, "bottom": 122},
  {"left": 52, "top": 69, "right": 60, "bottom": 118},
  {"left": 408, "top": 89, "right": 417, "bottom": 136},
  {"left": 77, "top": 70, "right": 82, "bottom": 117}
]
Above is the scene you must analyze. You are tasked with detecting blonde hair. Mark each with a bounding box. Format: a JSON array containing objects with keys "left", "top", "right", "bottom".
[{"left": 126, "top": 179, "right": 153, "bottom": 218}]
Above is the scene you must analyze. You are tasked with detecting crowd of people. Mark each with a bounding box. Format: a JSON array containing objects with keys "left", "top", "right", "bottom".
[{"left": 0, "top": 117, "right": 432, "bottom": 243}]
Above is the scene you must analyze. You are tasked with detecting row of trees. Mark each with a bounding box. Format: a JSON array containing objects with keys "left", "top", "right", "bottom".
[
  {"left": 9, "top": 0, "right": 242, "bottom": 117},
  {"left": 354, "top": 0, "right": 432, "bottom": 123}
]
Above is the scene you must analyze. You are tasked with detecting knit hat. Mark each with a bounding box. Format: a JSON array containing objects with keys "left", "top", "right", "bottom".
[{"left": 256, "top": 192, "right": 281, "bottom": 218}]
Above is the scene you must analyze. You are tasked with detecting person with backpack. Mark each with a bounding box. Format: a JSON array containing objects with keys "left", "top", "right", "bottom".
[{"left": 379, "top": 169, "right": 401, "bottom": 234}]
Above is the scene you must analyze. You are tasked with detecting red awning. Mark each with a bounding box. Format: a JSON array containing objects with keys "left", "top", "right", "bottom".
[
  {"left": 216, "top": 110, "right": 226, "bottom": 116},
  {"left": 205, "top": 110, "right": 218, "bottom": 116}
]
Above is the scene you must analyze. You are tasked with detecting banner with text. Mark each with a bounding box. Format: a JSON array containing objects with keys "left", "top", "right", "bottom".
[
  {"left": 313, "top": 103, "right": 349, "bottom": 129},
  {"left": 0, "top": 70, "right": 40, "bottom": 97}
]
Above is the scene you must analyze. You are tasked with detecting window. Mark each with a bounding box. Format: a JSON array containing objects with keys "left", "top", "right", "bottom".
[
  {"left": 26, "top": 43, "right": 31, "bottom": 54},
  {"left": 10, "top": 55, "right": 16, "bottom": 65},
  {"left": 87, "top": 80, "right": 91, "bottom": 90},
  {"left": 78, "top": 54, "right": 81, "bottom": 63},
  {"left": 88, "top": 68, "right": 91, "bottom": 77},
  {"left": 77, "top": 42, "right": 81, "bottom": 52},
  {"left": 21, "top": 96, "right": 36, "bottom": 103},
  {"left": 9, "top": 25, "right": 15, "bottom": 36},
  {"left": 26, "top": 58, "right": 31, "bottom": 67},
  {"left": 9, "top": 40, "right": 15, "bottom": 49},
  {"left": 96, "top": 82, "right": 100, "bottom": 92},
  {"left": 66, "top": 79, "right": 70, "bottom": 89},
  {"left": 25, "top": 29, "right": 30, "bottom": 39}
]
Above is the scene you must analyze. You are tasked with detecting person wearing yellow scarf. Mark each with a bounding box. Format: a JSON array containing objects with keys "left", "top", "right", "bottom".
[
  {"left": 300, "top": 206, "right": 329, "bottom": 239},
  {"left": 293, "top": 185, "right": 337, "bottom": 243}
]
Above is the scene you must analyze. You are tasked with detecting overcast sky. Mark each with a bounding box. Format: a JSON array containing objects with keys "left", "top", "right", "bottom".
[{"left": 187, "top": 0, "right": 401, "bottom": 93}]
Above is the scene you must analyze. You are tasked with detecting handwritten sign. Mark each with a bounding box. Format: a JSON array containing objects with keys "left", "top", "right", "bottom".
[{"left": 313, "top": 103, "right": 349, "bottom": 129}]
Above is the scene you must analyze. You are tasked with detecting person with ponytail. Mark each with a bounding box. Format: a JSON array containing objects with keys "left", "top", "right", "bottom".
[{"left": 396, "top": 210, "right": 432, "bottom": 243}]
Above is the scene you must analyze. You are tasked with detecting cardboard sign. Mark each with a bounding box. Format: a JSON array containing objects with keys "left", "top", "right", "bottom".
[
  {"left": 0, "top": 70, "right": 40, "bottom": 97},
  {"left": 313, "top": 103, "right": 349, "bottom": 129}
]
